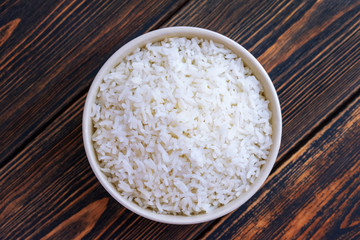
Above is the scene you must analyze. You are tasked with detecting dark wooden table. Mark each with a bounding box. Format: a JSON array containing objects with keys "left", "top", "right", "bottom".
[{"left": 1, "top": 0, "right": 359, "bottom": 239}]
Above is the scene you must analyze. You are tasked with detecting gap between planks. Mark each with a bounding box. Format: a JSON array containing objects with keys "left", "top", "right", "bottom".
[
  {"left": 0, "top": 0, "right": 359, "bottom": 237},
  {"left": 0, "top": 0, "right": 191, "bottom": 170},
  {"left": 271, "top": 86, "right": 360, "bottom": 174},
  {"left": 194, "top": 85, "right": 360, "bottom": 240}
]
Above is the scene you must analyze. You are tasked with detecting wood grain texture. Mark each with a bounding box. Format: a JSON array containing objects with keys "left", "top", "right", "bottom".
[
  {"left": 0, "top": 0, "right": 188, "bottom": 165},
  {"left": 0, "top": 95, "right": 211, "bottom": 240},
  {"left": 201, "top": 96, "right": 360, "bottom": 239},
  {"left": 164, "top": 0, "right": 360, "bottom": 161},
  {"left": 0, "top": 18, "right": 20, "bottom": 47},
  {"left": 0, "top": 0, "right": 359, "bottom": 239}
]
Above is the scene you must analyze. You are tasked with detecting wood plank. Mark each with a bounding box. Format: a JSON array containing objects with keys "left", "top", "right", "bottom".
[
  {"left": 0, "top": 0, "right": 188, "bottom": 164},
  {"left": 163, "top": 0, "right": 360, "bottom": 161},
  {"left": 0, "top": 0, "right": 359, "bottom": 239},
  {"left": 200, "top": 96, "right": 360, "bottom": 239},
  {"left": 2, "top": 95, "right": 358, "bottom": 239},
  {"left": 1, "top": 0, "right": 358, "bottom": 167},
  {"left": 0, "top": 95, "right": 211, "bottom": 239}
]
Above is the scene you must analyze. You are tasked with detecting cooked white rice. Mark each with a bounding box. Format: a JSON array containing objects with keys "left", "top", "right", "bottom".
[{"left": 91, "top": 37, "right": 272, "bottom": 215}]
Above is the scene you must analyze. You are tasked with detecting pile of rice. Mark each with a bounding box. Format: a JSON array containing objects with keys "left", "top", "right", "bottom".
[{"left": 91, "top": 37, "right": 272, "bottom": 215}]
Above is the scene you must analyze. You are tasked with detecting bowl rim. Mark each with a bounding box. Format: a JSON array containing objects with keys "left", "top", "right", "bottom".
[{"left": 83, "top": 26, "right": 282, "bottom": 225}]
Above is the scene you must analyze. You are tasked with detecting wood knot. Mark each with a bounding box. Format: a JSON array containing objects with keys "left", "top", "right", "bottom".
[{"left": 0, "top": 18, "right": 21, "bottom": 47}]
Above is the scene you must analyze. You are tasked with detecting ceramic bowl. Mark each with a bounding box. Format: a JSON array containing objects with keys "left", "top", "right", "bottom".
[{"left": 83, "top": 26, "right": 282, "bottom": 224}]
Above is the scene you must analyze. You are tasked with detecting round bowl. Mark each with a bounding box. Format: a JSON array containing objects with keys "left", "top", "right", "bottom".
[{"left": 83, "top": 26, "right": 282, "bottom": 225}]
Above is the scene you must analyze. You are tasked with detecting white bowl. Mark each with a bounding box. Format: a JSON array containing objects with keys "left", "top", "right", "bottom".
[{"left": 83, "top": 26, "right": 282, "bottom": 224}]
